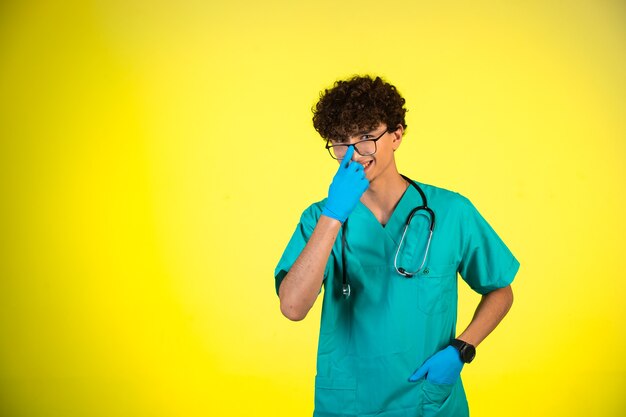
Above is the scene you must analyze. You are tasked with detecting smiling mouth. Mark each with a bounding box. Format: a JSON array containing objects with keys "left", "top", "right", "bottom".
[{"left": 361, "top": 160, "right": 373, "bottom": 170}]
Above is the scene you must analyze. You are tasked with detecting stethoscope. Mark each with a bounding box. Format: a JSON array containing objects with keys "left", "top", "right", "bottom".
[{"left": 340, "top": 175, "right": 435, "bottom": 299}]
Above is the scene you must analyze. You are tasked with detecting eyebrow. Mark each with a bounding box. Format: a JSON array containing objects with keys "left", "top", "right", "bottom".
[
  {"left": 330, "top": 127, "right": 381, "bottom": 143},
  {"left": 331, "top": 134, "right": 373, "bottom": 144}
]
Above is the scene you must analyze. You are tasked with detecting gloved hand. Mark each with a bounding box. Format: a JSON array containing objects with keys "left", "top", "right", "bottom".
[
  {"left": 321, "top": 146, "right": 369, "bottom": 223},
  {"left": 408, "top": 345, "right": 464, "bottom": 385}
]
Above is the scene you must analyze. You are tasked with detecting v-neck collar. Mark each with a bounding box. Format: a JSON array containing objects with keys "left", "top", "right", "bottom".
[{"left": 353, "top": 183, "right": 421, "bottom": 246}]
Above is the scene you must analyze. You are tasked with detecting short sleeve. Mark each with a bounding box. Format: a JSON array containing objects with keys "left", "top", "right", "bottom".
[
  {"left": 274, "top": 203, "right": 333, "bottom": 295},
  {"left": 458, "top": 197, "right": 520, "bottom": 294}
]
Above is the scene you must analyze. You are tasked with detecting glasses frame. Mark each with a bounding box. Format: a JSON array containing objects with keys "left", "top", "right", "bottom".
[{"left": 325, "top": 129, "right": 389, "bottom": 160}]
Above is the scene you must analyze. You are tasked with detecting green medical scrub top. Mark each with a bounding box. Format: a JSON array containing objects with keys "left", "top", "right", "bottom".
[{"left": 275, "top": 182, "right": 520, "bottom": 417}]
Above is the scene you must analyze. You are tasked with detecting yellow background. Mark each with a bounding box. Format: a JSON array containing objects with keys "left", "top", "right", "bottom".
[{"left": 1, "top": 1, "right": 625, "bottom": 416}]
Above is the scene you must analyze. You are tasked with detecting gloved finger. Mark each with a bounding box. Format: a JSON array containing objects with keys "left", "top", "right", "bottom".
[
  {"left": 353, "top": 162, "right": 364, "bottom": 173},
  {"left": 408, "top": 362, "right": 429, "bottom": 382},
  {"left": 341, "top": 146, "right": 354, "bottom": 168}
]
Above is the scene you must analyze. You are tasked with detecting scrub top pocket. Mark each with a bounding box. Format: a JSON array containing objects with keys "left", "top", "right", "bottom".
[
  {"left": 421, "top": 380, "right": 454, "bottom": 417},
  {"left": 416, "top": 263, "right": 457, "bottom": 315},
  {"left": 314, "top": 376, "right": 357, "bottom": 416},
  {"left": 421, "top": 379, "right": 469, "bottom": 417}
]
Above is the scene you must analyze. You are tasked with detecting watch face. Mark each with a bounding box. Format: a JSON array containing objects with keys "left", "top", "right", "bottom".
[
  {"left": 462, "top": 345, "right": 476, "bottom": 363},
  {"left": 452, "top": 339, "right": 476, "bottom": 363}
]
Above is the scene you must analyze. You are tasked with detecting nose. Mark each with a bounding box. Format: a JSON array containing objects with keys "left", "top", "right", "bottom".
[
  {"left": 350, "top": 144, "right": 360, "bottom": 161},
  {"left": 339, "top": 144, "right": 359, "bottom": 162}
]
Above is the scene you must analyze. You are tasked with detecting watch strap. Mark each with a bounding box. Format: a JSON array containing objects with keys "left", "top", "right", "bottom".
[{"left": 451, "top": 338, "right": 476, "bottom": 363}]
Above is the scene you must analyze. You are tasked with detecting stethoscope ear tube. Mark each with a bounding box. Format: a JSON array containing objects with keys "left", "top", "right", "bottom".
[
  {"left": 394, "top": 228, "right": 433, "bottom": 277},
  {"left": 397, "top": 267, "right": 414, "bottom": 278}
]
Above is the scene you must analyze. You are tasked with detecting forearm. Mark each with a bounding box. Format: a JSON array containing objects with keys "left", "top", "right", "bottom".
[
  {"left": 279, "top": 215, "right": 341, "bottom": 321},
  {"left": 457, "top": 285, "right": 514, "bottom": 347}
]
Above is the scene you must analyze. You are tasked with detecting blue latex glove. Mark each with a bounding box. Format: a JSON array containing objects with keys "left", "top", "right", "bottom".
[
  {"left": 408, "top": 345, "right": 464, "bottom": 385},
  {"left": 321, "top": 146, "right": 369, "bottom": 223}
]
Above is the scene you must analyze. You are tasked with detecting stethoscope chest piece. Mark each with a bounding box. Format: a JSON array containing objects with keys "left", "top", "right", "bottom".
[{"left": 342, "top": 283, "right": 351, "bottom": 298}]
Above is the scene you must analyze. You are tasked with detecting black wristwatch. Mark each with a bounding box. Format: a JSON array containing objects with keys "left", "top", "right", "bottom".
[{"left": 451, "top": 339, "right": 476, "bottom": 363}]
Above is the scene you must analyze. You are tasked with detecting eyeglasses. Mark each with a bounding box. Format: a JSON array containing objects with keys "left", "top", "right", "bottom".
[{"left": 325, "top": 129, "right": 388, "bottom": 160}]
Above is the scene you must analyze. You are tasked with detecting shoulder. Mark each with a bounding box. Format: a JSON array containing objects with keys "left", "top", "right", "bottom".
[
  {"left": 298, "top": 199, "right": 327, "bottom": 225},
  {"left": 415, "top": 181, "right": 474, "bottom": 213}
]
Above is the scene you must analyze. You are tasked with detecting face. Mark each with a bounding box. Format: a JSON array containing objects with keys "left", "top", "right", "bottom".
[{"left": 328, "top": 123, "right": 403, "bottom": 182}]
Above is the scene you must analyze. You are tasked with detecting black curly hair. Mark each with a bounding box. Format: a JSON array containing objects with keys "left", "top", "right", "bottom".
[{"left": 312, "top": 75, "right": 407, "bottom": 142}]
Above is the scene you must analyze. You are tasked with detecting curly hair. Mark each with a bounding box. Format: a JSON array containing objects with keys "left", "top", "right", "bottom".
[{"left": 312, "top": 75, "right": 407, "bottom": 142}]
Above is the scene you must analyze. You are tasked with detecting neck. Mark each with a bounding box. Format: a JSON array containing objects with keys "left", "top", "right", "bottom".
[{"left": 361, "top": 168, "right": 408, "bottom": 224}]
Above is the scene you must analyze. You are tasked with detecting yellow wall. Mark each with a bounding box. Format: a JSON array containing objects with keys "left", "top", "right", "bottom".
[{"left": 1, "top": 1, "right": 624, "bottom": 415}]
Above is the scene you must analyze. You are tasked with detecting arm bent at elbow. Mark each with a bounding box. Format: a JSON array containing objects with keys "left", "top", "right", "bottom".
[
  {"left": 279, "top": 268, "right": 320, "bottom": 321},
  {"left": 278, "top": 215, "right": 341, "bottom": 321},
  {"left": 457, "top": 285, "right": 514, "bottom": 347}
]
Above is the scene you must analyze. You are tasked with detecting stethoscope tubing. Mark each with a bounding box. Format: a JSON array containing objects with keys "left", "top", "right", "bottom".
[{"left": 341, "top": 175, "right": 435, "bottom": 298}]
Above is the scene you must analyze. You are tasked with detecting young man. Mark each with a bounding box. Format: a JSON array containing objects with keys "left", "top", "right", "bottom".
[{"left": 275, "top": 75, "right": 519, "bottom": 417}]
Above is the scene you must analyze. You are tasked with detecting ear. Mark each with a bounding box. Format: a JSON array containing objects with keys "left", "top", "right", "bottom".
[{"left": 391, "top": 125, "right": 404, "bottom": 151}]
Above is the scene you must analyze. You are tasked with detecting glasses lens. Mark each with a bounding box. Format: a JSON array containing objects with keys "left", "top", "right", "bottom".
[
  {"left": 354, "top": 140, "right": 376, "bottom": 156},
  {"left": 397, "top": 212, "right": 431, "bottom": 272},
  {"left": 328, "top": 138, "right": 378, "bottom": 159},
  {"left": 329, "top": 145, "right": 348, "bottom": 159}
]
